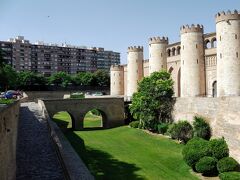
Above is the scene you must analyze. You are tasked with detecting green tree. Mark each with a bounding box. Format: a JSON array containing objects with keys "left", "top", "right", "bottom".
[
  {"left": 130, "top": 70, "right": 175, "bottom": 130},
  {"left": 93, "top": 70, "right": 110, "bottom": 87},
  {"left": 73, "top": 72, "right": 95, "bottom": 86},
  {"left": 16, "top": 71, "right": 47, "bottom": 88},
  {"left": 48, "top": 71, "right": 72, "bottom": 87}
]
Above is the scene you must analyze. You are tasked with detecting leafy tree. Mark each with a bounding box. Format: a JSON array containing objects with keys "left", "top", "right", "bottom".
[
  {"left": 73, "top": 72, "right": 95, "bottom": 86},
  {"left": 93, "top": 70, "right": 110, "bottom": 87},
  {"left": 130, "top": 70, "right": 174, "bottom": 130},
  {"left": 48, "top": 71, "right": 72, "bottom": 87},
  {"left": 17, "top": 71, "right": 47, "bottom": 88}
]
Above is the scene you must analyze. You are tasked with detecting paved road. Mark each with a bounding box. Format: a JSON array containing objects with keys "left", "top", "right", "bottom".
[{"left": 16, "top": 102, "right": 65, "bottom": 180}]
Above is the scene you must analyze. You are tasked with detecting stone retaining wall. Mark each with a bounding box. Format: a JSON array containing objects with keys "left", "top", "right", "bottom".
[
  {"left": 38, "top": 100, "right": 94, "bottom": 180},
  {"left": 0, "top": 101, "right": 20, "bottom": 180},
  {"left": 173, "top": 97, "right": 240, "bottom": 162}
]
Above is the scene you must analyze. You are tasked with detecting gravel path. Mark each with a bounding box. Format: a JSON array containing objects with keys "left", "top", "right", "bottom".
[{"left": 16, "top": 102, "right": 65, "bottom": 180}]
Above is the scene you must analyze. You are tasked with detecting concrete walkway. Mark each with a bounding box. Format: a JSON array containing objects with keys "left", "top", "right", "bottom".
[{"left": 16, "top": 102, "right": 65, "bottom": 180}]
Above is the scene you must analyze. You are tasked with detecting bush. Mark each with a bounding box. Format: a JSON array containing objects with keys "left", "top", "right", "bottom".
[
  {"left": 217, "top": 157, "right": 239, "bottom": 173},
  {"left": 157, "top": 123, "right": 169, "bottom": 134},
  {"left": 70, "top": 92, "right": 84, "bottom": 99},
  {"left": 182, "top": 137, "right": 211, "bottom": 168},
  {"left": 219, "top": 172, "right": 240, "bottom": 180},
  {"left": 209, "top": 138, "right": 229, "bottom": 160},
  {"left": 129, "top": 121, "right": 139, "bottom": 128},
  {"left": 0, "top": 99, "right": 14, "bottom": 104},
  {"left": 168, "top": 121, "right": 193, "bottom": 143},
  {"left": 195, "top": 156, "right": 218, "bottom": 175},
  {"left": 193, "top": 116, "right": 211, "bottom": 140}
]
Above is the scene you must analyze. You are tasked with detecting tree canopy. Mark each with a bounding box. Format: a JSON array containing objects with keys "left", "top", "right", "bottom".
[{"left": 130, "top": 70, "right": 175, "bottom": 130}]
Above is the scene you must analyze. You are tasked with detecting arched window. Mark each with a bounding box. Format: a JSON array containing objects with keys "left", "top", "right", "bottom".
[
  {"left": 212, "top": 81, "right": 217, "bottom": 97},
  {"left": 211, "top": 38, "right": 217, "bottom": 48},
  {"left": 177, "top": 46, "right": 181, "bottom": 55},
  {"left": 172, "top": 47, "right": 176, "bottom": 56},
  {"left": 205, "top": 39, "right": 211, "bottom": 49},
  {"left": 168, "top": 67, "right": 174, "bottom": 74},
  {"left": 167, "top": 49, "right": 171, "bottom": 57}
]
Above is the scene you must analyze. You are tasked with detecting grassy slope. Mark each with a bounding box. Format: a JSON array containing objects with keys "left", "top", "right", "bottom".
[{"left": 53, "top": 112, "right": 198, "bottom": 180}]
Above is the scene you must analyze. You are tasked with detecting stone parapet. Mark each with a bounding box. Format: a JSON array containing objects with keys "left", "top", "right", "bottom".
[
  {"left": 110, "top": 65, "right": 124, "bottom": 71},
  {"left": 180, "top": 24, "right": 204, "bottom": 34},
  {"left": 127, "top": 46, "right": 143, "bottom": 52},
  {"left": 215, "top": 10, "right": 240, "bottom": 23},
  {"left": 149, "top": 36, "right": 168, "bottom": 45}
]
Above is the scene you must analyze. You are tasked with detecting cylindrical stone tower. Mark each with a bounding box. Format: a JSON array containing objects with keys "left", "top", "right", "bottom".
[
  {"left": 127, "top": 46, "right": 143, "bottom": 97},
  {"left": 149, "top": 36, "right": 168, "bottom": 74},
  {"left": 110, "top": 65, "right": 124, "bottom": 96},
  {"left": 215, "top": 10, "right": 240, "bottom": 97},
  {"left": 180, "top": 24, "right": 206, "bottom": 97}
]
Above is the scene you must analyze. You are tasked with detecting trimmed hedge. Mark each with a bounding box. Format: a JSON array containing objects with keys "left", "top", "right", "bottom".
[
  {"left": 157, "top": 123, "right": 169, "bottom": 134},
  {"left": 168, "top": 121, "right": 193, "bottom": 143},
  {"left": 217, "top": 157, "right": 239, "bottom": 173},
  {"left": 195, "top": 156, "right": 218, "bottom": 175},
  {"left": 182, "top": 137, "right": 211, "bottom": 168},
  {"left": 129, "top": 121, "right": 139, "bottom": 128},
  {"left": 219, "top": 172, "right": 240, "bottom": 180},
  {"left": 209, "top": 138, "right": 229, "bottom": 160},
  {"left": 193, "top": 116, "right": 211, "bottom": 140}
]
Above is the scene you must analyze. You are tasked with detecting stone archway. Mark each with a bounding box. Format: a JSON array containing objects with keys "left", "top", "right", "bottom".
[
  {"left": 212, "top": 81, "right": 217, "bottom": 97},
  {"left": 82, "top": 109, "right": 108, "bottom": 129}
]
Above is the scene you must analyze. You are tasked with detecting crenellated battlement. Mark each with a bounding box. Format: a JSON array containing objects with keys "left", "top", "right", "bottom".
[
  {"left": 149, "top": 36, "right": 168, "bottom": 45},
  {"left": 180, "top": 24, "right": 204, "bottom": 34},
  {"left": 215, "top": 10, "right": 240, "bottom": 23},
  {"left": 110, "top": 64, "right": 124, "bottom": 71},
  {"left": 128, "top": 46, "right": 143, "bottom": 52}
]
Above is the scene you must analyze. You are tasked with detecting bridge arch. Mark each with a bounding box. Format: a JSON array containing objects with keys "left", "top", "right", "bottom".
[{"left": 82, "top": 108, "right": 108, "bottom": 129}]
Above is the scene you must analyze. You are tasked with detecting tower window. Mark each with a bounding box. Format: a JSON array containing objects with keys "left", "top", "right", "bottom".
[
  {"left": 235, "top": 34, "right": 238, "bottom": 39},
  {"left": 161, "top": 53, "right": 162, "bottom": 57},
  {"left": 220, "top": 36, "right": 221, "bottom": 41},
  {"left": 237, "top": 52, "right": 239, "bottom": 58},
  {"left": 183, "top": 45, "right": 184, "bottom": 50},
  {"left": 197, "top": 59, "right": 198, "bottom": 64},
  {"left": 220, "top": 53, "right": 222, "bottom": 59},
  {"left": 196, "top": 44, "right": 198, "bottom": 49},
  {"left": 183, "top": 60, "right": 184, "bottom": 65}
]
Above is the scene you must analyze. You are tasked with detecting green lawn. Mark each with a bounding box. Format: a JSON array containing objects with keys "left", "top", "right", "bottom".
[{"left": 53, "top": 112, "right": 199, "bottom": 180}]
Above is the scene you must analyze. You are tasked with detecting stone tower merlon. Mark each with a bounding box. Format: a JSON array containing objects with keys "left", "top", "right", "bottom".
[
  {"left": 180, "top": 24, "right": 206, "bottom": 97},
  {"left": 180, "top": 24, "right": 204, "bottom": 34},
  {"left": 149, "top": 36, "right": 168, "bottom": 45},
  {"left": 127, "top": 46, "right": 143, "bottom": 97},
  {"left": 110, "top": 65, "right": 124, "bottom": 96},
  {"left": 215, "top": 10, "right": 240, "bottom": 97},
  {"left": 215, "top": 10, "right": 240, "bottom": 23},
  {"left": 127, "top": 46, "right": 143, "bottom": 52}
]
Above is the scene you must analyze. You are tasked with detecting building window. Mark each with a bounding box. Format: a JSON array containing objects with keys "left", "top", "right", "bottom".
[
  {"left": 197, "top": 59, "right": 198, "bottom": 64},
  {"left": 182, "top": 45, "right": 184, "bottom": 50},
  {"left": 220, "top": 53, "right": 222, "bottom": 59},
  {"left": 161, "top": 53, "right": 162, "bottom": 57},
  {"left": 183, "top": 60, "right": 184, "bottom": 65},
  {"left": 235, "top": 34, "right": 238, "bottom": 39},
  {"left": 219, "top": 36, "right": 221, "bottom": 41},
  {"left": 196, "top": 44, "right": 198, "bottom": 49},
  {"left": 237, "top": 52, "right": 238, "bottom": 58}
]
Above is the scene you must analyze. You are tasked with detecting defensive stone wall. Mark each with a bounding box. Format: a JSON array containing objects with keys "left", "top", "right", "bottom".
[
  {"left": 173, "top": 97, "right": 240, "bottom": 162},
  {"left": 0, "top": 101, "right": 20, "bottom": 180}
]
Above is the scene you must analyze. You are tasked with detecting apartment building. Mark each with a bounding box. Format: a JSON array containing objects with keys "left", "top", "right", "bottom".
[{"left": 0, "top": 36, "right": 120, "bottom": 76}]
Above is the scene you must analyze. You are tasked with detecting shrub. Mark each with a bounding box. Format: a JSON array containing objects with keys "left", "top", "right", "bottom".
[
  {"left": 168, "top": 121, "right": 193, "bottom": 143},
  {"left": 195, "top": 156, "right": 218, "bottom": 175},
  {"left": 157, "top": 123, "right": 169, "bottom": 134},
  {"left": 129, "top": 121, "right": 139, "bottom": 128},
  {"left": 193, "top": 116, "right": 211, "bottom": 140},
  {"left": 209, "top": 138, "right": 229, "bottom": 160},
  {"left": 219, "top": 172, "right": 240, "bottom": 180},
  {"left": 182, "top": 137, "right": 211, "bottom": 168},
  {"left": 0, "top": 99, "right": 14, "bottom": 104},
  {"left": 217, "top": 157, "right": 239, "bottom": 173}
]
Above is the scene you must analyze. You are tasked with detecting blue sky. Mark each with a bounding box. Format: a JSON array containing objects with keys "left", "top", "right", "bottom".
[{"left": 0, "top": 0, "right": 239, "bottom": 64}]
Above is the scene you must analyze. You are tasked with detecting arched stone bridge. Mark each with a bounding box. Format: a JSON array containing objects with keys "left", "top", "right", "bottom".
[{"left": 41, "top": 97, "right": 125, "bottom": 130}]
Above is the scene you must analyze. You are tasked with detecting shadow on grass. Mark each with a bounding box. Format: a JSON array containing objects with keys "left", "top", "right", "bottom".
[{"left": 65, "top": 131, "right": 145, "bottom": 180}]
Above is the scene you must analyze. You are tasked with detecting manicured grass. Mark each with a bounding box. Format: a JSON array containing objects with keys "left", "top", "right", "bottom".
[
  {"left": 53, "top": 112, "right": 199, "bottom": 180},
  {"left": 84, "top": 111, "right": 102, "bottom": 128}
]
